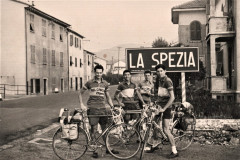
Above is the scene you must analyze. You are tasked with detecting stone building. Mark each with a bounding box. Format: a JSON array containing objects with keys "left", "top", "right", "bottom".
[
  {"left": 172, "top": 0, "right": 207, "bottom": 65},
  {"left": 68, "top": 29, "right": 85, "bottom": 91},
  {"left": 206, "top": 0, "right": 240, "bottom": 102},
  {"left": 83, "top": 50, "right": 95, "bottom": 83},
  {"left": 1, "top": 0, "right": 70, "bottom": 95}
]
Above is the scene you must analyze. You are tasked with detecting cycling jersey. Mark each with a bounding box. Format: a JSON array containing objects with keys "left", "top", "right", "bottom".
[
  {"left": 83, "top": 78, "right": 109, "bottom": 108},
  {"left": 138, "top": 80, "right": 154, "bottom": 102},
  {"left": 116, "top": 81, "right": 137, "bottom": 103},
  {"left": 154, "top": 75, "right": 173, "bottom": 105}
]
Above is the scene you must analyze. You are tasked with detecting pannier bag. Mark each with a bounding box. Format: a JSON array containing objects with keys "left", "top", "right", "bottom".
[
  {"left": 174, "top": 102, "right": 195, "bottom": 131},
  {"left": 61, "top": 123, "right": 78, "bottom": 140},
  {"left": 59, "top": 108, "right": 81, "bottom": 140}
]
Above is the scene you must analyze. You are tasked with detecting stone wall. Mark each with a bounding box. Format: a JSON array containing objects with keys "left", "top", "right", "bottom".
[{"left": 195, "top": 119, "right": 240, "bottom": 131}]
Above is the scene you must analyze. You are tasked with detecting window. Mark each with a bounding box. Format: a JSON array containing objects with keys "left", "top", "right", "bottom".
[
  {"left": 70, "top": 35, "right": 73, "bottom": 46},
  {"left": 80, "top": 59, "right": 82, "bottom": 68},
  {"left": 60, "top": 52, "right": 64, "bottom": 67},
  {"left": 31, "top": 45, "right": 35, "bottom": 63},
  {"left": 75, "top": 37, "right": 78, "bottom": 47},
  {"left": 42, "top": 19, "right": 46, "bottom": 37},
  {"left": 190, "top": 21, "right": 201, "bottom": 40},
  {"left": 60, "top": 27, "right": 63, "bottom": 42},
  {"left": 75, "top": 57, "right": 77, "bottom": 67},
  {"left": 88, "top": 55, "right": 90, "bottom": 66},
  {"left": 30, "top": 14, "right": 34, "bottom": 32},
  {"left": 70, "top": 56, "right": 73, "bottom": 66},
  {"left": 70, "top": 78, "right": 73, "bottom": 88},
  {"left": 43, "top": 48, "right": 47, "bottom": 65},
  {"left": 79, "top": 39, "right": 82, "bottom": 50},
  {"left": 52, "top": 50, "right": 55, "bottom": 66},
  {"left": 51, "top": 24, "right": 55, "bottom": 39}
]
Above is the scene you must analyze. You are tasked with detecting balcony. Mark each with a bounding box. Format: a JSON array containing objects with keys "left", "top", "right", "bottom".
[{"left": 206, "top": 16, "right": 235, "bottom": 37}]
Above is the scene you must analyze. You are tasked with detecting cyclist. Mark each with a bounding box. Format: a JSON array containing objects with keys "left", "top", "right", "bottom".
[
  {"left": 114, "top": 69, "right": 146, "bottom": 124},
  {"left": 148, "top": 64, "right": 178, "bottom": 158},
  {"left": 79, "top": 64, "right": 119, "bottom": 158},
  {"left": 138, "top": 70, "right": 154, "bottom": 107}
]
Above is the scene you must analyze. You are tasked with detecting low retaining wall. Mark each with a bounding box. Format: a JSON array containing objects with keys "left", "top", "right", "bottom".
[{"left": 195, "top": 119, "right": 240, "bottom": 130}]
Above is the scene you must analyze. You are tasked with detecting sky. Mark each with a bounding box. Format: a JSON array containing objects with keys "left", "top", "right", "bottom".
[{"left": 32, "top": 0, "right": 190, "bottom": 52}]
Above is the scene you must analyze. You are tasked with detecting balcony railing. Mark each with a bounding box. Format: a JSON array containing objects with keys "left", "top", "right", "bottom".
[{"left": 206, "top": 16, "right": 234, "bottom": 36}]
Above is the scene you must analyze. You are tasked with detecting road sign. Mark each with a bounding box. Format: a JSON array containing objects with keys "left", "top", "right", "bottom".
[{"left": 126, "top": 47, "right": 199, "bottom": 73}]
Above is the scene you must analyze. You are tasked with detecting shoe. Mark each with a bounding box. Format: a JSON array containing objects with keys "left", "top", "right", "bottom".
[
  {"left": 168, "top": 152, "right": 179, "bottom": 159},
  {"left": 106, "top": 149, "right": 119, "bottom": 154},
  {"left": 145, "top": 146, "right": 159, "bottom": 153},
  {"left": 92, "top": 152, "right": 98, "bottom": 158}
]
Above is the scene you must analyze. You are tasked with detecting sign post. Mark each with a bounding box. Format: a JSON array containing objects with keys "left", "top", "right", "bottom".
[
  {"left": 181, "top": 72, "right": 186, "bottom": 103},
  {"left": 126, "top": 47, "right": 199, "bottom": 103}
]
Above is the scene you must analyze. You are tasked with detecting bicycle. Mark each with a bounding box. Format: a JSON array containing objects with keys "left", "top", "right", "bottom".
[
  {"left": 139, "top": 101, "right": 196, "bottom": 159},
  {"left": 52, "top": 107, "right": 142, "bottom": 160}
]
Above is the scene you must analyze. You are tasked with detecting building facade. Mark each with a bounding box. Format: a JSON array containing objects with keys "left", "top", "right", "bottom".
[
  {"left": 1, "top": 0, "right": 70, "bottom": 95},
  {"left": 83, "top": 50, "right": 95, "bottom": 83},
  {"left": 172, "top": 0, "right": 207, "bottom": 65},
  {"left": 206, "top": 0, "right": 240, "bottom": 102},
  {"left": 68, "top": 29, "right": 85, "bottom": 91},
  {"left": 112, "top": 61, "right": 126, "bottom": 75}
]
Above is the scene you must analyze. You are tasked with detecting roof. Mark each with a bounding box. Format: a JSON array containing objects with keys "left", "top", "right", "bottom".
[
  {"left": 84, "top": 50, "right": 95, "bottom": 55},
  {"left": 172, "top": 0, "right": 207, "bottom": 9},
  {"left": 25, "top": 6, "right": 71, "bottom": 27},
  {"left": 172, "top": 0, "right": 207, "bottom": 24},
  {"left": 68, "top": 29, "right": 85, "bottom": 38}
]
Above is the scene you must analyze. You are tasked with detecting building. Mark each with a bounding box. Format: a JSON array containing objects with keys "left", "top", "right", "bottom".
[
  {"left": 94, "top": 56, "right": 107, "bottom": 74},
  {"left": 172, "top": 0, "right": 207, "bottom": 65},
  {"left": 106, "top": 61, "right": 113, "bottom": 74},
  {"left": 83, "top": 50, "right": 95, "bottom": 82},
  {"left": 112, "top": 60, "right": 126, "bottom": 75},
  {"left": 1, "top": 0, "right": 70, "bottom": 95},
  {"left": 206, "top": 0, "right": 240, "bottom": 102},
  {"left": 172, "top": 0, "right": 240, "bottom": 103},
  {"left": 68, "top": 29, "right": 85, "bottom": 91}
]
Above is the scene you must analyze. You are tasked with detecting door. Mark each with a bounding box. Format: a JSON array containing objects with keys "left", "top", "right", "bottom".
[
  {"left": 75, "top": 77, "right": 78, "bottom": 90},
  {"left": 80, "top": 77, "right": 83, "bottom": 88},
  {"left": 61, "top": 79, "right": 64, "bottom": 92},
  {"left": 35, "top": 79, "right": 40, "bottom": 94},
  {"left": 44, "top": 79, "right": 47, "bottom": 95}
]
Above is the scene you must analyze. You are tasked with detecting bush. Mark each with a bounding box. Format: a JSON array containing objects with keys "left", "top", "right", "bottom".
[
  {"left": 102, "top": 72, "right": 123, "bottom": 85},
  {"left": 185, "top": 89, "right": 240, "bottom": 119}
]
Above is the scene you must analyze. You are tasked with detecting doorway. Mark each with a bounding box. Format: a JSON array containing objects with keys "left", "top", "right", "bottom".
[
  {"left": 44, "top": 79, "right": 47, "bottom": 95},
  {"left": 35, "top": 79, "right": 40, "bottom": 94}
]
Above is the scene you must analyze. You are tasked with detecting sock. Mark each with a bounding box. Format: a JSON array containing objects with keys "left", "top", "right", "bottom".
[{"left": 172, "top": 146, "right": 177, "bottom": 154}]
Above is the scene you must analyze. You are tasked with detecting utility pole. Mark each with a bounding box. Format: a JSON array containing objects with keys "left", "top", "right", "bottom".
[{"left": 117, "top": 47, "right": 121, "bottom": 77}]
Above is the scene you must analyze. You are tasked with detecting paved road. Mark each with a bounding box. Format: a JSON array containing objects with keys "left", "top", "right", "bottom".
[{"left": 0, "top": 86, "right": 118, "bottom": 145}]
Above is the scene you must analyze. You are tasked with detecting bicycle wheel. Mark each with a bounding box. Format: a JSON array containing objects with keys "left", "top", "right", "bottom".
[
  {"left": 139, "top": 123, "right": 152, "bottom": 160},
  {"left": 52, "top": 126, "right": 88, "bottom": 160},
  {"left": 171, "top": 119, "right": 195, "bottom": 151},
  {"left": 138, "top": 117, "right": 148, "bottom": 140},
  {"left": 106, "top": 123, "right": 142, "bottom": 159}
]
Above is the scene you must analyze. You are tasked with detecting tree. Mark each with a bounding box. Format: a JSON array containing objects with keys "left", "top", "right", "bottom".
[{"left": 152, "top": 37, "right": 169, "bottom": 48}]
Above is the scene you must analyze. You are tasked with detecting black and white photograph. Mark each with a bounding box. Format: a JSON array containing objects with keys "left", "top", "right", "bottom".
[{"left": 0, "top": 0, "right": 240, "bottom": 159}]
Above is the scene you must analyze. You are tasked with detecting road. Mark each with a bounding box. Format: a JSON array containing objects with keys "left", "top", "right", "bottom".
[
  {"left": 0, "top": 85, "right": 240, "bottom": 159},
  {"left": 0, "top": 86, "right": 118, "bottom": 145}
]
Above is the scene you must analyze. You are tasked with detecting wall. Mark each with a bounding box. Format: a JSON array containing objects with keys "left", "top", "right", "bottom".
[
  {"left": 1, "top": 0, "right": 27, "bottom": 86},
  {"left": 178, "top": 10, "right": 207, "bottom": 64},
  {"left": 26, "top": 10, "right": 68, "bottom": 95},
  {"left": 69, "top": 32, "right": 84, "bottom": 91}
]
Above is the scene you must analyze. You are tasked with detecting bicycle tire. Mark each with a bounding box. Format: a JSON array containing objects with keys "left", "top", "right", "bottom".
[
  {"left": 52, "top": 126, "right": 88, "bottom": 160},
  {"left": 106, "top": 123, "right": 142, "bottom": 159},
  {"left": 139, "top": 123, "right": 151, "bottom": 160},
  {"left": 171, "top": 118, "right": 195, "bottom": 151},
  {"left": 138, "top": 117, "right": 148, "bottom": 140}
]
